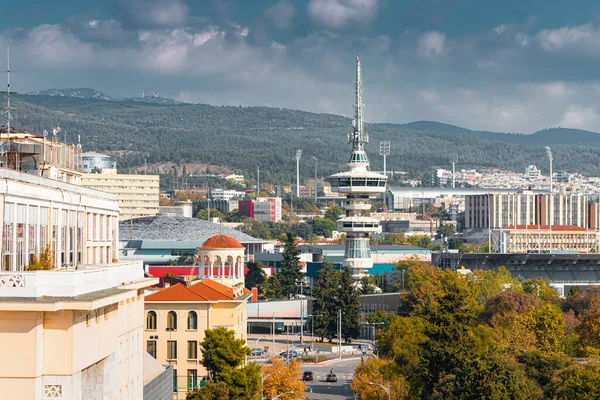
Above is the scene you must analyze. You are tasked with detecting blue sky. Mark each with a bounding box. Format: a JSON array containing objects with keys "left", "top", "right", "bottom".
[{"left": 2, "top": 0, "right": 600, "bottom": 132}]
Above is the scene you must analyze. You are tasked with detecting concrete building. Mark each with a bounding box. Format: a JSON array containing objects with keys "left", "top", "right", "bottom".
[
  {"left": 119, "top": 216, "right": 274, "bottom": 265},
  {"left": 209, "top": 189, "right": 244, "bottom": 201},
  {"left": 82, "top": 173, "right": 160, "bottom": 220},
  {"left": 158, "top": 202, "right": 193, "bottom": 218},
  {"left": 0, "top": 154, "right": 161, "bottom": 399},
  {"left": 492, "top": 224, "right": 598, "bottom": 254},
  {"left": 144, "top": 234, "right": 250, "bottom": 395},
  {"left": 465, "top": 193, "right": 592, "bottom": 229},
  {"left": 238, "top": 198, "right": 282, "bottom": 222},
  {"left": 81, "top": 152, "right": 117, "bottom": 174}
]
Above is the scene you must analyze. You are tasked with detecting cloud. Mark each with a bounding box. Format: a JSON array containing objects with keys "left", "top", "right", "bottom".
[
  {"left": 536, "top": 24, "right": 597, "bottom": 50},
  {"left": 307, "top": 0, "right": 379, "bottom": 29},
  {"left": 265, "top": 0, "right": 296, "bottom": 30},
  {"left": 418, "top": 31, "right": 446, "bottom": 57},
  {"left": 117, "top": 0, "right": 189, "bottom": 29},
  {"left": 559, "top": 104, "right": 598, "bottom": 129}
]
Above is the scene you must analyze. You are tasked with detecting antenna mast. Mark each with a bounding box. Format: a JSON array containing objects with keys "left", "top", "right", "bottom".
[{"left": 1, "top": 46, "right": 18, "bottom": 143}]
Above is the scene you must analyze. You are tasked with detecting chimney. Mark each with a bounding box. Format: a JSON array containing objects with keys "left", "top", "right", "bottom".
[{"left": 251, "top": 287, "right": 258, "bottom": 303}]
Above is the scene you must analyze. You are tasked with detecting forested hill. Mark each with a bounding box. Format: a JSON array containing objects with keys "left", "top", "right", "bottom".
[{"left": 8, "top": 93, "right": 600, "bottom": 181}]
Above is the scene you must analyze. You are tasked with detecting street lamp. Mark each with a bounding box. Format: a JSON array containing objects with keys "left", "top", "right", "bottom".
[
  {"left": 273, "top": 392, "right": 294, "bottom": 400},
  {"left": 297, "top": 278, "right": 307, "bottom": 344},
  {"left": 255, "top": 336, "right": 265, "bottom": 351},
  {"left": 295, "top": 150, "right": 302, "bottom": 198},
  {"left": 369, "top": 382, "right": 391, "bottom": 400},
  {"left": 261, "top": 371, "right": 280, "bottom": 400},
  {"left": 307, "top": 314, "right": 323, "bottom": 337}
]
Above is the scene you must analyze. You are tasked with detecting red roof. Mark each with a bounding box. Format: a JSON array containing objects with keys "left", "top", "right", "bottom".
[
  {"left": 200, "top": 234, "right": 245, "bottom": 249},
  {"left": 506, "top": 224, "right": 587, "bottom": 231},
  {"left": 145, "top": 279, "right": 238, "bottom": 302}
]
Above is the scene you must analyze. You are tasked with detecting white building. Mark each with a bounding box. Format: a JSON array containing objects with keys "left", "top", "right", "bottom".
[{"left": 210, "top": 188, "right": 245, "bottom": 201}]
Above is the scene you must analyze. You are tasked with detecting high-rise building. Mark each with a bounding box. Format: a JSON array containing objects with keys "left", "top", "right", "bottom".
[
  {"left": 329, "top": 56, "right": 387, "bottom": 278},
  {"left": 81, "top": 173, "right": 160, "bottom": 220},
  {"left": 238, "top": 198, "right": 282, "bottom": 222}
]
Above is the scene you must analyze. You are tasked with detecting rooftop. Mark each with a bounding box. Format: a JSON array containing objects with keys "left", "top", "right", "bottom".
[
  {"left": 145, "top": 279, "right": 246, "bottom": 302},
  {"left": 119, "top": 215, "right": 266, "bottom": 243},
  {"left": 505, "top": 224, "right": 588, "bottom": 231},
  {"left": 200, "top": 234, "right": 245, "bottom": 249}
]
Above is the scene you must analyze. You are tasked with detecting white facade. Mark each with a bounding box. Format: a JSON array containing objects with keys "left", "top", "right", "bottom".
[
  {"left": 0, "top": 169, "right": 120, "bottom": 271},
  {"left": 210, "top": 188, "right": 245, "bottom": 201}
]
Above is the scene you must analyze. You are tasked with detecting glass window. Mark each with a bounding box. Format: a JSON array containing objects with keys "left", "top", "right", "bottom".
[
  {"left": 167, "top": 340, "right": 177, "bottom": 359},
  {"left": 187, "top": 341, "right": 197, "bottom": 359},
  {"left": 146, "top": 311, "right": 157, "bottom": 330},
  {"left": 188, "top": 370, "right": 197, "bottom": 391},
  {"left": 187, "top": 311, "right": 197, "bottom": 330},
  {"left": 167, "top": 311, "right": 177, "bottom": 330},
  {"left": 147, "top": 340, "right": 157, "bottom": 358}
]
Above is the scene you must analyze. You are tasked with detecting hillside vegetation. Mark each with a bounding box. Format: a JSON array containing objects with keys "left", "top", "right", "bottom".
[{"left": 8, "top": 93, "right": 600, "bottom": 184}]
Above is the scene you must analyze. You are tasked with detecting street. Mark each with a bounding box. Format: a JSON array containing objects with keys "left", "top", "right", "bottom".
[{"left": 300, "top": 358, "right": 360, "bottom": 400}]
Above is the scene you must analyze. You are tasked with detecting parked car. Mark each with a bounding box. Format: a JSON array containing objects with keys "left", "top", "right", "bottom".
[
  {"left": 279, "top": 350, "right": 298, "bottom": 359},
  {"left": 250, "top": 348, "right": 264, "bottom": 356},
  {"left": 326, "top": 373, "right": 337, "bottom": 382},
  {"left": 302, "top": 371, "right": 314, "bottom": 381}
]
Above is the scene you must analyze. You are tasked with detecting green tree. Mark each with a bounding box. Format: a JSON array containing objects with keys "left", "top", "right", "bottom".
[
  {"left": 186, "top": 382, "right": 229, "bottom": 400},
  {"left": 469, "top": 266, "right": 521, "bottom": 305},
  {"left": 196, "top": 208, "right": 224, "bottom": 220},
  {"left": 518, "top": 351, "right": 573, "bottom": 394},
  {"left": 26, "top": 243, "right": 54, "bottom": 271},
  {"left": 306, "top": 217, "right": 337, "bottom": 238},
  {"left": 323, "top": 205, "right": 343, "bottom": 222},
  {"left": 548, "top": 362, "right": 600, "bottom": 400},
  {"left": 436, "top": 223, "right": 456, "bottom": 238},
  {"left": 525, "top": 303, "right": 566, "bottom": 354},
  {"left": 262, "top": 275, "right": 284, "bottom": 300},
  {"left": 218, "top": 363, "right": 261, "bottom": 400},
  {"left": 366, "top": 310, "right": 399, "bottom": 332},
  {"left": 278, "top": 232, "right": 304, "bottom": 298},
  {"left": 200, "top": 327, "right": 251, "bottom": 380},
  {"left": 312, "top": 262, "right": 341, "bottom": 341},
  {"left": 339, "top": 265, "right": 361, "bottom": 342},
  {"left": 523, "top": 277, "right": 560, "bottom": 302},
  {"left": 405, "top": 234, "right": 432, "bottom": 248},
  {"left": 244, "top": 262, "right": 266, "bottom": 291},
  {"left": 360, "top": 275, "right": 379, "bottom": 294}
]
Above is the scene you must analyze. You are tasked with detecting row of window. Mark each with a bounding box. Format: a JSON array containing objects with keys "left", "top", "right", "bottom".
[
  {"left": 146, "top": 311, "right": 197, "bottom": 330},
  {"left": 146, "top": 339, "right": 198, "bottom": 360},
  {"left": 172, "top": 369, "right": 198, "bottom": 392}
]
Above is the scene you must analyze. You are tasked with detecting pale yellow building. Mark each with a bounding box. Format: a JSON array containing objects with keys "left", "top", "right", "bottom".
[
  {"left": 81, "top": 173, "right": 160, "bottom": 220},
  {"left": 144, "top": 234, "right": 250, "bottom": 396}
]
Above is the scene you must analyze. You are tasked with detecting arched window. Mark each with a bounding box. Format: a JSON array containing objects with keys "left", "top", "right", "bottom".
[
  {"left": 167, "top": 311, "right": 177, "bottom": 330},
  {"left": 146, "top": 311, "right": 157, "bottom": 330},
  {"left": 187, "top": 311, "right": 197, "bottom": 330}
]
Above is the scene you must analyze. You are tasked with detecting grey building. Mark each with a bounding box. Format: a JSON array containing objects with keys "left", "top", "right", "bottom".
[{"left": 82, "top": 152, "right": 117, "bottom": 173}]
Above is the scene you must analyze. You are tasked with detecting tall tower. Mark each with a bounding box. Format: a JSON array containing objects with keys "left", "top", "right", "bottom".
[{"left": 329, "top": 56, "right": 387, "bottom": 279}]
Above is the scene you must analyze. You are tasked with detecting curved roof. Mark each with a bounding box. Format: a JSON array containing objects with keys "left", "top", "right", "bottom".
[{"left": 200, "top": 234, "right": 245, "bottom": 249}]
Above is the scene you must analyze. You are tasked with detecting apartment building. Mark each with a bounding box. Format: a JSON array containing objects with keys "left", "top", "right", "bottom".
[{"left": 82, "top": 173, "right": 160, "bottom": 220}]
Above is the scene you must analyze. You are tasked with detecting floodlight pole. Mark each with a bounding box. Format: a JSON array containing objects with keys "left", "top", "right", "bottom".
[
  {"left": 379, "top": 141, "right": 390, "bottom": 210},
  {"left": 296, "top": 150, "right": 302, "bottom": 198},
  {"left": 545, "top": 146, "right": 553, "bottom": 194}
]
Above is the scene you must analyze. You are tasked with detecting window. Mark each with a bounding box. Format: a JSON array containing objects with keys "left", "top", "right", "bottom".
[
  {"left": 167, "top": 340, "right": 177, "bottom": 360},
  {"left": 167, "top": 311, "right": 177, "bottom": 330},
  {"left": 86, "top": 314, "right": 90, "bottom": 327},
  {"left": 95, "top": 311, "right": 100, "bottom": 324},
  {"left": 173, "top": 369, "right": 177, "bottom": 392},
  {"left": 188, "top": 370, "right": 197, "bottom": 391},
  {"left": 187, "top": 341, "right": 197, "bottom": 359},
  {"left": 147, "top": 340, "right": 157, "bottom": 358},
  {"left": 187, "top": 311, "right": 197, "bottom": 330},
  {"left": 104, "top": 308, "right": 109, "bottom": 320},
  {"left": 146, "top": 311, "right": 157, "bottom": 330}
]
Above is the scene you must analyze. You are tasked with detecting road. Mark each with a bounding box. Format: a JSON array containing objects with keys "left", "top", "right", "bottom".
[{"left": 300, "top": 358, "right": 360, "bottom": 400}]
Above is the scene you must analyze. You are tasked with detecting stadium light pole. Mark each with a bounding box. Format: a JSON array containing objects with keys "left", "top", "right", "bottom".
[
  {"left": 313, "top": 156, "right": 318, "bottom": 205},
  {"left": 545, "top": 146, "right": 553, "bottom": 194},
  {"left": 296, "top": 150, "right": 302, "bottom": 198},
  {"left": 450, "top": 154, "right": 458, "bottom": 188},
  {"left": 379, "top": 141, "right": 390, "bottom": 211}
]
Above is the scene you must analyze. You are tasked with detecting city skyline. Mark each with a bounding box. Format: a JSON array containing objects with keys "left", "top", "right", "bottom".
[{"left": 3, "top": 0, "right": 600, "bottom": 132}]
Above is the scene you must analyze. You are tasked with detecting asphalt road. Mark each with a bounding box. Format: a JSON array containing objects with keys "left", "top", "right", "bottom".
[{"left": 300, "top": 358, "right": 360, "bottom": 400}]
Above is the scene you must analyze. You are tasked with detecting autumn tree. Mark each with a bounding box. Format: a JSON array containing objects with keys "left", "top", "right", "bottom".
[
  {"left": 186, "top": 382, "right": 229, "bottom": 400},
  {"left": 547, "top": 362, "right": 600, "bottom": 400},
  {"left": 352, "top": 357, "right": 409, "bottom": 400},
  {"left": 576, "top": 297, "right": 600, "bottom": 357},
  {"left": 26, "top": 244, "right": 54, "bottom": 271},
  {"left": 261, "top": 358, "right": 304, "bottom": 400}
]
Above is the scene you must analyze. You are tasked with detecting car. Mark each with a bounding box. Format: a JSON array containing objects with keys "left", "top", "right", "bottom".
[
  {"left": 302, "top": 371, "right": 314, "bottom": 381},
  {"left": 279, "top": 350, "right": 298, "bottom": 359},
  {"left": 250, "top": 348, "right": 264, "bottom": 356},
  {"left": 326, "top": 373, "right": 337, "bottom": 382}
]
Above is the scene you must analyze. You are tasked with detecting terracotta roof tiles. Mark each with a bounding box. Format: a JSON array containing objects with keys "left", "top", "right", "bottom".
[
  {"left": 145, "top": 279, "right": 240, "bottom": 302},
  {"left": 200, "top": 234, "right": 245, "bottom": 249}
]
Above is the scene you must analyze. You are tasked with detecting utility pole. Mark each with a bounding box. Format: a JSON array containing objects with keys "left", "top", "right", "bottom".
[
  {"left": 338, "top": 308, "right": 342, "bottom": 358},
  {"left": 257, "top": 165, "right": 260, "bottom": 196},
  {"left": 295, "top": 150, "right": 302, "bottom": 198},
  {"left": 299, "top": 279, "right": 304, "bottom": 344},
  {"left": 450, "top": 154, "right": 458, "bottom": 188},
  {"left": 379, "top": 141, "right": 390, "bottom": 209},
  {"left": 272, "top": 313, "right": 275, "bottom": 357}
]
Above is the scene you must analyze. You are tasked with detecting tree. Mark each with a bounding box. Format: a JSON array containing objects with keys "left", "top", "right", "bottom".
[
  {"left": 26, "top": 243, "right": 54, "bottom": 271},
  {"left": 490, "top": 311, "right": 537, "bottom": 355},
  {"left": 261, "top": 358, "right": 305, "bottom": 400},
  {"left": 278, "top": 232, "right": 304, "bottom": 298},
  {"left": 323, "top": 205, "right": 343, "bottom": 222},
  {"left": 360, "top": 275, "right": 379, "bottom": 294},
  {"left": 186, "top": 382, "right": 229, "bottom": 400},
  {"left": 518, "top": 351, "right": 573, "bottom": 394},
  {"left": 576, "top": 297, "right": 600, "bottom": 357},
  {"left": 366, "top": 310, "right": 399, "bottom": 332},
  {"left": 405, "top": 234, "right": 432, "bottom": 248},
  {"left": 306, "top": 217, "right": 336, "bottom": 238},
  {"left": 352, "top": 357, "right": 410, "bottom": 400},
  {"left": 377, "top": 316, "right": 427, "bottom": 379},
  {"left": 217, "top": 363, "right": 261, "bottom": 400},
  {"left": 261, "top": 275, "right": 284, "bottom": 301},
  {"left": 525, "top": 303, "right": 566, "bottom": 355},
  {"left": 523, "top": 278, "right": 559, "bottom": 302},
  {"left": 339, "top": 265, "right": 361, "bottom": 342},
  {"left": 482, "top": 289, "right": 540, "bottom": 322},
  {"left": 244, "top": 262, "right": 266, "bottom": 291},
  {"left": 200, "top": 327, "right": 250, "bottom": 380},
  {"left": 547, "top": 362, "right": 600, "bottom": 400},
  {"left": 469, "top": 266, "right": 521, "bottom": 305},
  {"left": 196, "top": 208, "right": 224, "bottom": 220},
  {"left": 312, "top": 262, "right": 341, "bottom": 341},
  {"left": 436, "top": 223, "right": 456, "bottom": 238}
]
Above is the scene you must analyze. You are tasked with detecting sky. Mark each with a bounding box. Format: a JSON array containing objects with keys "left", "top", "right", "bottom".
[{"left": 3, "top": 0, "right": 600, "bottom": 133}]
